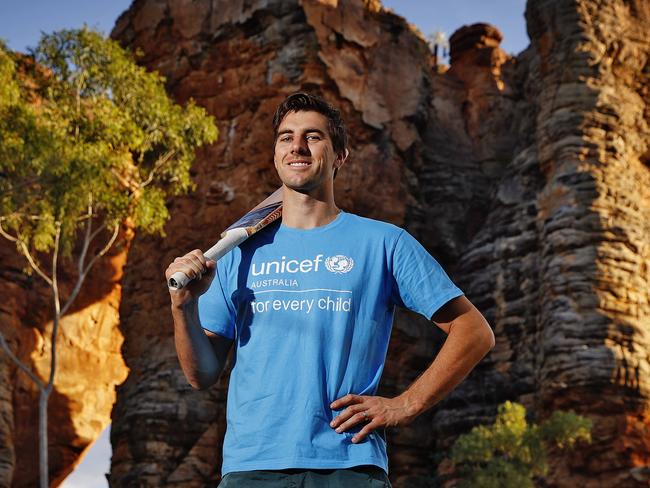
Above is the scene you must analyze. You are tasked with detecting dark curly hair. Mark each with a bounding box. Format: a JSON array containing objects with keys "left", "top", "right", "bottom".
[{"left": 272, "top": 92, "right": 348, "bottom": 156}]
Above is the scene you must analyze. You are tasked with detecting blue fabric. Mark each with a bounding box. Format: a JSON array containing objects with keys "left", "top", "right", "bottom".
[{"left": 198, "top": 212, "right": 463, "bottom": 475}]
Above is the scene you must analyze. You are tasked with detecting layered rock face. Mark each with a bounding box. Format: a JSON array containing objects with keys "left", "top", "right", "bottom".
[
  {"left": 108, "top": 0, "right": 650, "bottom": 486},
  {"left": 109, "top": 1, "right": 431, "bottom": 486},
  {"left": 526, "top": 0, "right": 650, "bottom": 483},
  {"left": 0, "top": 238, "right": 129, "bottom": 487},
  {"left": 430, "top": 1, "right": 650, "bottom": 486}
]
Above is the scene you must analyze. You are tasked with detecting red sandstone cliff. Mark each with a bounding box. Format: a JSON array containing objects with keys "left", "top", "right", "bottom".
[
  {"left": 0, "top": 238, "right": 129, "bottom": 487},
  {"left": 106, "top": 0, "right": 649, "bottom": 486},
  {"left": 1, "top": 0, "right": 648, "bottom": 486}
]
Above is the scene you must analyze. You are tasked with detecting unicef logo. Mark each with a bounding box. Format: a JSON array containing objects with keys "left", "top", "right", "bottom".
[{"left": 325, "top": 255, "right": 354, "bottom": 274}]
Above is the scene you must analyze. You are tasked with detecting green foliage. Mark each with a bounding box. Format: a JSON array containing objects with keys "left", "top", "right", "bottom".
[
  {"left": 0, "top": 42, "right": 20, "bottom": 107},
  {"left": 451, "top": 401, "right": 592, "bottom": 488},
  {"left": 540, "top": 410, "right": 592, "bottom": 450},
  {"left": 0, "top": 28, "right": 217, "bottom": 256}
]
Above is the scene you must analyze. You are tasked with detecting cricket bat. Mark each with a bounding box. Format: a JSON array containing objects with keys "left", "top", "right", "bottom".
[{"left": 168, "top": 188, "right": 283, "bottom": 289}]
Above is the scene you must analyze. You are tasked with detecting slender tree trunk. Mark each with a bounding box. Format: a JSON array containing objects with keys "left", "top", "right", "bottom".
[
  {"left": 39, "top": 388, "right": 50, "bottom": 488},
  {"left": 0, "top": 217, "right": 119, "bottom": 487},
  {"left": 39, "top": 224, "right": 61, "bottom": 488}
]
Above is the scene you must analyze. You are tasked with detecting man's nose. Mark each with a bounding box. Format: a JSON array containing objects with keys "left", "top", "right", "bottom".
[{"left": 291, "top": 136, "right": 309, "bottom": 154}]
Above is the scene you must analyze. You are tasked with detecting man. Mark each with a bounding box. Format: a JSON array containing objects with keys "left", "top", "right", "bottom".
[{"left": 165, "top": 93, "right": 494, "bottom": 487}]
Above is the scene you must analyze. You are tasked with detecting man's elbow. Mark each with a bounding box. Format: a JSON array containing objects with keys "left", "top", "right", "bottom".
[
  {"left": 185, "top": 369, "right": 222, "bottom": 390},
  {"left": 460, "top": 308, "right": 494, "bottom": 355},
  {"left": 189, "top": 379, "right": 211, "bottom": 391},
  {"left": 478, "top": 318, "right": 495, "bottom": 353},
  {"left": 485, "top": 324, "right": 496, "bottom": 351}
]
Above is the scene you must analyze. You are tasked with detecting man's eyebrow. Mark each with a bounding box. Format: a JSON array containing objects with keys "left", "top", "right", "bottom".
[
  {"left": 303, "top": 128, "right": 326, "bottom": 135},
  {"left": 276, "top": 128, "right": 327, "bottom": 137}
]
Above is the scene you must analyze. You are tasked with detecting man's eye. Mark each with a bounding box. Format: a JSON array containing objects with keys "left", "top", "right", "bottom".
[
  {"left": 307, "top": 135, "right": 321, "bottom": 141},
  {"left": 279, "top": 136, "right": 292, "bottom": 143}
]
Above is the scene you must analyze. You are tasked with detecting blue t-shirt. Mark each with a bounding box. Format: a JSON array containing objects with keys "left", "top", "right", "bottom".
[{"left": 198, "top": 211, "right": 463, "bottom": 475}]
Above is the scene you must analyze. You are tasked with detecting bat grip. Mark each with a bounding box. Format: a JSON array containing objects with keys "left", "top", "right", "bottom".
[{"left": 167, "top": 228, "right": 249, "bottom": 290}]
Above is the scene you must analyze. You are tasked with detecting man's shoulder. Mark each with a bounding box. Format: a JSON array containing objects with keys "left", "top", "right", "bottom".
[{"left": 341, "top": 212, "right": 404, "bottom": 238}]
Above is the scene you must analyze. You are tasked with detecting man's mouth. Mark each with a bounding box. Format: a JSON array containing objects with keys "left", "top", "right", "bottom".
[{"left": 288, "top": 160, "right": 311, "bottom": 167}]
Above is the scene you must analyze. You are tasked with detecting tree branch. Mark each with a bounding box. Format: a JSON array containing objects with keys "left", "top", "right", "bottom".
[
  {"left": 0, "top": 177, "right": 41, "bottom": 196},
  {"left": 90, "top": 223, "right": 120, "bottom": 265},
  {"left": 0, "top": 330, "right": 45, "bottom": 390},
  {"left": 88, "top": 222, "right": 107, "bottom": 245},
  {"left": 0, "top": 220, "right": 19, "bottom": 243},
  {"left": 78, "top": 196, "right": 94, "bottom": 277},
  {"left": 19, "top": 241, "right": 52, "bottom": 286},
  {"left": 46, "top": 223, "right": 62, "bottom": 390},
  {"left": 60, "top": 223, "right": 119, "bottom": 317},
  {"left": 0, "top": 219, "right": 54, "bottom": 285},
  {"left": 140, "top": 149, "right": 176, "bottom": 189},
  {"left": 110, "top": 167, "right": 139, "bottom": 193},
  {"left": 0, "top": 213, "right": 50, "bottom": 223}
]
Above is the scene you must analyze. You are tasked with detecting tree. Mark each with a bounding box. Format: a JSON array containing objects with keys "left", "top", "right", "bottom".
[
  {"left": 0, "top": 29, "right": 217, "bottom": 488},
  {"left": 451, "top": 401, "right": 592, "bottom": 488}
]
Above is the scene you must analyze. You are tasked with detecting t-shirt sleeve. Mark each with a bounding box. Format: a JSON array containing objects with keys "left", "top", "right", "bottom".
[
  {"left": 198, "top": 260, "right": 236, "bottom": 339},
  {"left": 390, "top": 230, "right": 464, "bottom": 320}
]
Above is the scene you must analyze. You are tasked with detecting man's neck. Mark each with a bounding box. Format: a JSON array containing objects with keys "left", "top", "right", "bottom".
[{"left": 280, "top": 185, "right": 340, "bottom": 230}]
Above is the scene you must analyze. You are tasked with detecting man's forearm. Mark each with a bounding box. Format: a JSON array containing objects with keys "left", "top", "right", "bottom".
[
  {"left": 330, "top": 298, "right": 494, "bottom": 442},
  {"left": 399, "top": 309, "right": 494, "bottom": 416},
  {"left": 172, "top": 300, "right": 228, "bottom": 389}
]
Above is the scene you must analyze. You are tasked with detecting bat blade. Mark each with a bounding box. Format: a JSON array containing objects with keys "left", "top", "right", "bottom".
[
  {"left": 224, "top": 188, "right": 283, "bottom": 232},
  {"left": 168, "top": 188, "right": 283, "bottom": 289}
]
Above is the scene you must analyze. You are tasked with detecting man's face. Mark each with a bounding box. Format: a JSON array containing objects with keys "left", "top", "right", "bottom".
[{"left": 273, "top": 110, "right": 343, "bottom": 193}]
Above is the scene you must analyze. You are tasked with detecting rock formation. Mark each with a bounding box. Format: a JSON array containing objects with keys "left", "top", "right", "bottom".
[
  {"left": 1, "top": 0, "right": 648, "bottom": 486},
  {"left": 0, "top": 237, "right": 129, "bottom": 487},
  {"left": 107, "top": 0, "right": 649, "bottom": 486}
]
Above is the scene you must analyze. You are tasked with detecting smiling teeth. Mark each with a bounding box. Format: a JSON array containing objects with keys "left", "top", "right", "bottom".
[{"left": 289, "top": 162, "right": 309, "bottom": 166}]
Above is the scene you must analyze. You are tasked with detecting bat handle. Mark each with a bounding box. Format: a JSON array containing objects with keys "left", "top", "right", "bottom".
[
  {"left": 167, "top": 228, "right": 249, "bottom": 290},
  {"left": 168, "top": 271, "right": 192, "bottom": 290}
]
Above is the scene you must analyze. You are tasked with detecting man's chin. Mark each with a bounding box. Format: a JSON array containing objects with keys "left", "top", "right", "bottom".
[
  {"left": 282, "top": 179, "right": 319, "bottom": 193},
  {"left": 283, "top": 183, "right": 315, "bottom": 194}
]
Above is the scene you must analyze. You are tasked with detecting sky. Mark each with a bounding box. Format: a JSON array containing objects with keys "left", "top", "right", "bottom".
[{"left": 0, "top": 1, "right": 527, "bottom": 486}]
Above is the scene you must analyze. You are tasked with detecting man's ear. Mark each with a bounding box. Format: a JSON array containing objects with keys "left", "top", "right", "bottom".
[
  {"left": 333, "top": 149, "right": 348, "bottom": 180},
  {"left": 335, "top": 148, "right": 349, "bottom": 169}
]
